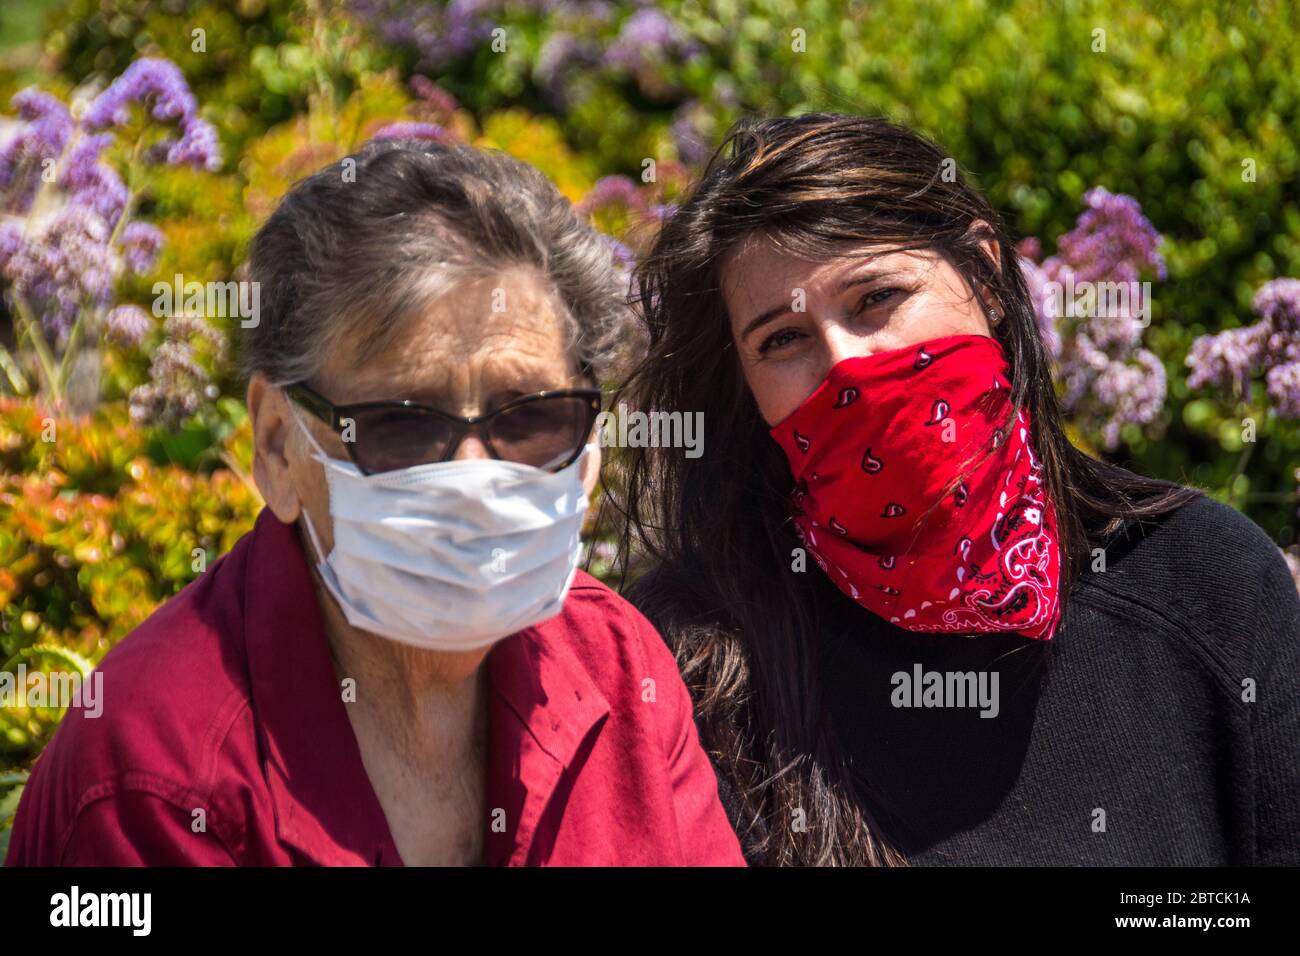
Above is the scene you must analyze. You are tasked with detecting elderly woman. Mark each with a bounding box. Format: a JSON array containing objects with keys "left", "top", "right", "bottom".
[{"left": 6, "top": 141, "right": 743, "bottom": 866}]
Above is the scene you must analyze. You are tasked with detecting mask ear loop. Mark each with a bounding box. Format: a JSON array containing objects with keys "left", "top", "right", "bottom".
[
  {"left": 286, "top": 404, "right": 391, "bottom": 635},
  {"left": 286, "top": 402, "right": 335, "bottom": 568},
  {"left": 288, "top": 401, "right": 331, "bottom": 464},
  {"left": 296, "top": 496, "right": 332, "bottom": 568}
]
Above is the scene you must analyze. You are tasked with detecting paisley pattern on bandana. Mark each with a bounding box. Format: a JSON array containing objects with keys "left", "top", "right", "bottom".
[{"left": 770, "top": 334, "right": 1062, "bottom": 641}]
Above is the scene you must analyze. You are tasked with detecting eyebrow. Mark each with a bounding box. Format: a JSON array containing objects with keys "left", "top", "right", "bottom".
[{"left": 737, "top": 267, "right": 906, "bottom": 343}]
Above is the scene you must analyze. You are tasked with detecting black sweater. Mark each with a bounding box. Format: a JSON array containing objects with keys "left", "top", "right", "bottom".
[{"left": 715, "top": 494, "right": 1300, "bottom": 865}]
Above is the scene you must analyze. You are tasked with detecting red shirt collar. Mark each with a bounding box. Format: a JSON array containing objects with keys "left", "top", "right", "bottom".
[{"left": 241, "top": 508, "right": 610, "bottom": 865}]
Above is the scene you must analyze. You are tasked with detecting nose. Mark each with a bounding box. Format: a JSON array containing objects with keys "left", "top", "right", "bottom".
[
  {"left": 821, "top": 322, "right": 877, "bottom": 367},
  {"left": 450, "top": 430, "right": 493, "bottom": 462}
]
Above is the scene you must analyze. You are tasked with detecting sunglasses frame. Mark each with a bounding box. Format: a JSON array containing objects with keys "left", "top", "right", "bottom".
[{"left": 287, "top": 381, "right": 603, "bottom": 476}]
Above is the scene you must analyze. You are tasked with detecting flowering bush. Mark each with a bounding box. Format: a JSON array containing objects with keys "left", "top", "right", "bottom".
[
  {"left": 0, "top": 58, "right": 220, "bottom": 413},
  {"left": 42, "top": 0, "right": 391, "bottom": 156},
  {"left": 1020, "top": 189, "right": 1170, "bottom": 450},
  {"left": 28, "top": 6, "right": 1300, "bottom": 525},
  {"left": 1187, "top": 279, "right": 1300, "bottom": 419},
  {"left": 0, "top": 396, "right": 260, "bottom": 763}
]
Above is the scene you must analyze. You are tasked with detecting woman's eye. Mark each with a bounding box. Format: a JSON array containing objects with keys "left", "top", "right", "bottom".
[
  {"left": 856, "top": 287, "right": 903, "bottom": 312},
  {"left": 758, "top": 327, "right": 804, "bottom": 354}
]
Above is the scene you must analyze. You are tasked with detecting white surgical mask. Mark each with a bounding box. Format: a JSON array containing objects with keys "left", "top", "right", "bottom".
[{"left": 291, "top": 407, "right": 592, "bottom": 652}]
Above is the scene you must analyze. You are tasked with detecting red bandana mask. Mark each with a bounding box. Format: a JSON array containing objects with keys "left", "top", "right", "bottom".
[{"left": 769, "top": 334, "right": 1062, "bottom": 640}]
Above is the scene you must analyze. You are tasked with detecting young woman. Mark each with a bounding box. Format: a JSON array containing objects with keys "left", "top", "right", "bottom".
[{"left": 611, "top": 113, "right": 1300, "bottom": 866}]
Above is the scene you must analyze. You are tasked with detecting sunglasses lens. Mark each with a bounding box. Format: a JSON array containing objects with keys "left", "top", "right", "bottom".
[
  {"left": 350, "top": 409, "right": 455, "bottom": 473},
  {"left": 489, "top": 396, "right": 595, "bottom": 470}
]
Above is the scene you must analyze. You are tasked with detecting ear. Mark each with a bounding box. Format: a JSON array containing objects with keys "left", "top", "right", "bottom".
[
  {"left": 969, "top": 219, "right": 1002, "bottom": 273},
  {"left": 248, "top": 372, "right": 303, "bottom": 523},
  {"left": 579, "top": 431, "right": 602, "bottom": 500},
  {"left": 967, "top": 219, "right": 1004, "bottom": 319}
]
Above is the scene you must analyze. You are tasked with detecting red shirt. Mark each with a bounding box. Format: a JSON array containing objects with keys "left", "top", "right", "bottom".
[{"left": 6, "top": 508, "right": 745, "bottom": 866}]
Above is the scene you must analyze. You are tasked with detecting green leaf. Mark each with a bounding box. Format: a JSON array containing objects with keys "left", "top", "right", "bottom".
[{"left": 0, "top": 772, "right": 28, "bottom": 866}]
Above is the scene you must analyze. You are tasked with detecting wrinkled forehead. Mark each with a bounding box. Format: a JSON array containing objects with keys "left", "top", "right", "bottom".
[{"left": 313, "top": 268, "right": 581, "bottom": 406}]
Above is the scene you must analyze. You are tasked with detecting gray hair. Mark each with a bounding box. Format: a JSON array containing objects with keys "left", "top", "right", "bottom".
[{"left": 243, "top": 139, "right": 634, "bottom": 387}]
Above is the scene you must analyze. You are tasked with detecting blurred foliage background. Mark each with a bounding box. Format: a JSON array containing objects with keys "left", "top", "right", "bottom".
[{"left": 1, "top": 0, "right": 1298, "bottom": 854}]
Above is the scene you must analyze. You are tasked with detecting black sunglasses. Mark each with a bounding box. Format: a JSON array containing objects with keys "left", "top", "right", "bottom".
[{"left": 287, "top": 382, "right": 602, "bottom": 475}]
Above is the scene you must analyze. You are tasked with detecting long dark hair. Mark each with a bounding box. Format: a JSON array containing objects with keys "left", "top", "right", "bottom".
[{"left": 605, "top": 113, "right": 1202, "bottom": 866}]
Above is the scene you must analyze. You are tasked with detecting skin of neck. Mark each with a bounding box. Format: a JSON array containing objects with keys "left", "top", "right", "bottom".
[{"left": 301, "top": 520, "right": 492, "bottom": 764}]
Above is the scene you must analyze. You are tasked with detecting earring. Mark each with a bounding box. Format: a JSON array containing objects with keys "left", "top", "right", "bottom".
[{"left": 988, "top": 308, "right": 1001, "bottom": 325}]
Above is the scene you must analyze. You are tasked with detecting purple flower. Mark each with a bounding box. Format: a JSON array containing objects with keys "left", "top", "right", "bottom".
[
  {"left": 0, "top": 58, "right": 220, "bottom": 405},
  {"left": 1187, "top": 276, "right": 1300, "bottom": 415},
  {"left": 1056, "top": 187, "right": 1166, "bottom": 284},
  {"left": 352, "top": 0, "right": 500, "bottom": 70},
  {"left": 0, "top": 220, "right": 22, "bottom": 271},
  {"left": 128, "top": 313, "right": 226, "bottom": 426},
  {"left": 105, "top": 304, "right": 153, "bottom": 346},
  {"left": 553, "top": 0, "right": 615, "bottom": 23},
  {"left": 604, "top": 9, "right": 697, "bottom": 70},
  {"left": 4, "top": 207, "right": 120, "bottom": 343},
  {"left": 1092, "top": 348, "right": 1166, "bottom": 448},
  {"left": 13, "top": 87, "right": 71, "bottom": 127},
  {"left": 1253, "top": 278, "right": 1300, "bottom": 327},
  {"left": 442, "top": 0, "right": 501, "bottom": 59},
  {"left": 0, "top": 87, "right": 75, "bottom": 212},
  {"left": 1265, "top": 362, "right": 1300, "bottom": 419},
  {"left": 1019, "top": 255, "right": 1063, "bottom": 362},
  {"left": 370, "top": 122, "right": 446, "bottom": 142},
  {"left": 1016, "top": 237, "right": 1042, "bottom": 261},
  {"left": 83, "top": 58, "right": 198, "bottom": 131},
  {"left": 61, "top": 139, "right": 130, "bottom": 229},
  {"left": 1253, "top": 278, "right": 1300, "bottom": 325},
  {"left": 576, "top": 175, "right": 642, "bottom": 215},
  {"left": 121, "top": 221, "right": 164, "bottom": 274},
  {"left": 163, "top": 312, "right": 227, "bottom": 356},
  {"left": 11, "top": 87, "right": 74, "bottom": 162},
  {"left": 1186, "top": 323, "right": 1267, "bottom": 394},
  {"left": 536, "top": 32, "right": 602, "bottom": 105},
  {"left": 1254, "top": 278, "right": 1300, "bottom": 364},
  {"left": 1056, "top": 327, "right": 1167, "bottom": 449},
  {"left": 76, "top": 58, "right": 218, "bottom": 175},
  {"left": 163, "top": 116, "right": 222, "bottom": 171},
  {"left": 1027, "top": 190, "right": 1169, "bottom": 448},
  {"left": 58, "top": 133, "right": 113, "bottom": 187}
]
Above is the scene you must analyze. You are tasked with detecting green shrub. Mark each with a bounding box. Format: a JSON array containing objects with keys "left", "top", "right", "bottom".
[{"left": 0, "top": 398, "right": 261, "bottom": 766}]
